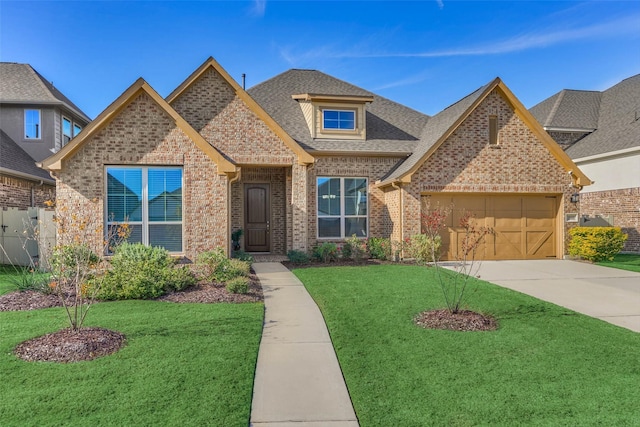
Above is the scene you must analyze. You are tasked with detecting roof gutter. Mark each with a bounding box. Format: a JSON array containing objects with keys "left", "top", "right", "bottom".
[
  {"left": 0, "top": 166, "right": 55, "bottom": 185},
  {"left": 572, "top": 146, "right": 640, "bottom": 163}
]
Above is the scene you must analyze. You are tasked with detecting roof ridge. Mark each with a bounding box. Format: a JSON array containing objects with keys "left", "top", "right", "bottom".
[
  {"left": 26, "top": 64, "right": 58, "bottom": 103},
  {"left": 544, "top": 89, "right": 567, "bottom": 127}
]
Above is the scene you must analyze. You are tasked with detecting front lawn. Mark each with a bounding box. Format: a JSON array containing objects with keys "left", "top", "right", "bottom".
[
  {"left": 295, "top": 265, "right": 640, "bottom": 427},
  {"left": 0, "top": 300, "right": 263, "bottom": 426},
  {"left": 597, "top": 253, "right": 640, "bottom": 272}
]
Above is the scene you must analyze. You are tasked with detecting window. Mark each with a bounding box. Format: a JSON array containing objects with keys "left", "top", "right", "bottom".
[
  {"left": 73, "top": 123, "right": 82, "bottom": 137},
  {"left": 317, "top": 177, "right": 367, "bottom": 238},
  {"left": 25, "top": 109, "right": 41, "bottom": 139},
  {"left": 106, "top": 166, "right": 183, "bottom": 252},
  {"left": 322, "top": 109, "right": 355, "bottom": 131},
  {"left": 62, "top": 117, "right": 72, "bottom": 145},
  {"left": 489, "top": 115, "right": 498, "bottom": 145}
]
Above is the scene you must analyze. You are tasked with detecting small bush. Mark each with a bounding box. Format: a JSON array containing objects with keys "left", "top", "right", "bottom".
[
  {"left": 368, "top": 237, "right": 392, "bottom": 260},
  {"left": 405, "top": 234, "right": 442, "bottom": 265},
  {"left": 226, "top": 276, "right": 249, "bottom": 294},
  {"left": 7, "top": 267, "right": 51, "bottom": 293},
  {"left": 569, "top": 227, "right": 627, "bottom": 262},
  {"left": 197, "top": 248, "right": 250, "bottom": 283},
  {"left": 312, "top": 242, "right": 338, "bottom": 263},
  {"left": 287, "top": 250, "right": 310, "bottom": 264},
  {"left": 232, "top": 250, "right": 254, "bottom": 262},
  {"left": 98, "top": 243, "right": 195, "bottom": 300},
  {"left": 344, "top": 234, "right": 368, "bottom": 263}
]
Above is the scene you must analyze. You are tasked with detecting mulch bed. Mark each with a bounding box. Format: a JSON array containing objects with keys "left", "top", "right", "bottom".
[
  {"left": 157, "top": 274, "right": 263, "bottom": 303},
  {"left": 14, "top": 327, "right": 126, "bottom": 363},
  {"left": 414, "top": 309, "right": 498, "bottom": 332},
  {"left": 0, "top": 290, "right": 66, "bottom": 311}
]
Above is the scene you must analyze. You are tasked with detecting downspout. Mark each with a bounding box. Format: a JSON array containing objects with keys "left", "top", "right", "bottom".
[
  {"left": 227, "top": 169, "right": 241, "bottom": 256},
  {"left": 391, "top": 181, "right": 403, "bottom": 260}
]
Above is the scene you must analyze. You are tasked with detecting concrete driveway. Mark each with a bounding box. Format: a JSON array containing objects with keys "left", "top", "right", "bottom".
[{"left": 471, "top": 260, "right": 640, "bottom": 332}]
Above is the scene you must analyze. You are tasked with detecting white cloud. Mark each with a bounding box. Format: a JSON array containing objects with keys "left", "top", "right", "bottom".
[
  {"left": 249, "top": 0, "right": 267, "bottom": 17},
  {"left": 435, "top": 0, "right": 444, "bottom": 10},
  {"left": 279, "top": 13, "right": 640, "bottom": 62}
]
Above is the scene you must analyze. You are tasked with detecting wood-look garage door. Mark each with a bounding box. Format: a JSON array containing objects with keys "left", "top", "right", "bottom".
[{"left": 423, "top": 194, "right": 559, "bottom": 260}]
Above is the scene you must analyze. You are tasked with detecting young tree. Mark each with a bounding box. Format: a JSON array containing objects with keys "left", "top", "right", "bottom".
[{"left": 421, "top": 202, "right": 493, "bottom": 314}]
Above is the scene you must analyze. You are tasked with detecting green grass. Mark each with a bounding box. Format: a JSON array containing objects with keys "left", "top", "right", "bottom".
[
  {"left": 0, "top": 300, "right": 264, "bottom": 426},
  {"left": 0, "top": 264, "right": 23, "bottom": 295},
  {"left": 295, "top": 264, "right": 640, "bottom": 427},
  {"left": 597, "top": 253, "right": 640, "bottom": 272}
]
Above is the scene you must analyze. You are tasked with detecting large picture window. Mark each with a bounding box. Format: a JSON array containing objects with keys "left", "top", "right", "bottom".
[
  {"left": 317, "top": 177, "right": 368, "bottom": 238},
  {"left": 106, "top": 166, "right": 183, "bottom": 252}
]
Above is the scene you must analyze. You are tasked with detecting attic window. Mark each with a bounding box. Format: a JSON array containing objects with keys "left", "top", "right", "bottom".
[
  {"left": 489, "top": 115, "right": 498, "bottom": 145},
  {"left": 322, "top": 109, "right": 355, "bottom": 131}
]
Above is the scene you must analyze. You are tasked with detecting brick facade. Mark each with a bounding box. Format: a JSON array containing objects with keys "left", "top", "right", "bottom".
[
  {"left": 579, "top": 188, "right": 640, "bottom": 252},
  {"left": 56, "top": 92, "right": 228, "bottom": 260},
  {"left": 399, "top": 90, "right": 577, "bottom": 253},
  {"left": 0, "top": 174, "right": 55, "bottom": 209}
]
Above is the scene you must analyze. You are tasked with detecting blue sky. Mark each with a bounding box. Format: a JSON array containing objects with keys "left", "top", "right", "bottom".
[{"left": 2, "top": 1, "right": 639, "bottom": 119}]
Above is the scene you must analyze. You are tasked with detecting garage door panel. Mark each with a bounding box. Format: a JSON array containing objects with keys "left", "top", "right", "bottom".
[{"left": 421, "top": 194, "right": 558, "bottom": 261}]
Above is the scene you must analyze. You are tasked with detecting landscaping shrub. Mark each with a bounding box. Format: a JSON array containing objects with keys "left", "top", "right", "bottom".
[
  {"left": 5, "top": 267, "right": 51, "bottom": 293},
  {"left": 405, "top": 234, "right": 441, "bottom": 265},
  {"left": 232, "top": 250, "right": 254, "bottom": 262},
  {"left": 98, "top": 243, "right": 195, "bottom": 300},
  {"left": 226, "top": 276, "right": 250, "bottom": 294},
  {"left": 344, "top": 234, "right": 368, "bottom": 263},
  {"left": 287, "top": 250, "right": 310, "bottom": 264},
  {"left": 367, "top": 237, "right": 392, "bottom": 260},
  {"left": 569, "top": 227, "right": 628, "bottom": 262},
  {"left": 312, "top": 242, "right": 338, "bottom": 263},
  {"left": 197, "top": 248, "right": 251, "bottom": 283}
]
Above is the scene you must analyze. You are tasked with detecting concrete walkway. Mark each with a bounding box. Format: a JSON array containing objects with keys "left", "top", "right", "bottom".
[
  {"left": 472, "top": 260, "right": 640, "bottom": 332},
  {"left": 250, "top": 262, "right": 359, "bottom": 427}
]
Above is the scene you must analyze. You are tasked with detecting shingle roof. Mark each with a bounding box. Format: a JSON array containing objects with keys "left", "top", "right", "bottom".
[
  {"left": 247, "top": 69, "right": 429, "bottom": 154},
  {"left": 0, "top": 63, "right": 91, "bottom": 122},
  {"left": 529, "top": 89, "right": 602, "bottom": 130},
  {"left": 539, "top": 74, "right": 640, "bottom": 159},
  {"left": 380, "top": 81, "right": 492, "bottom": 183},
  {"left": 0, "top": 130, "right": 52, "bottom": 182}
]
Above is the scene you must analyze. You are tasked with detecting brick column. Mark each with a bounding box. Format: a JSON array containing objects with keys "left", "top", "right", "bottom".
[{"left": 291, "top": 163, "right": 308, "bottom": 252}]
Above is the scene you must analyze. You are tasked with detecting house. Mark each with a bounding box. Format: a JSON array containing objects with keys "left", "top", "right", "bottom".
[
  {"left": 530, "top": 75, "right": 640, "bottom": 252},
  {"left": 0, "top": 63, "right": 91, "bottom": 208},
  {"left": 39, "top": 57, "right": 590, "bottom": 260}
]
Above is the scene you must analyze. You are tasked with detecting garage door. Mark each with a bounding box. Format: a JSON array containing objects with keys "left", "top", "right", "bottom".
[{"left": 422, "top": 194, "right": 559, "bottom": 260}]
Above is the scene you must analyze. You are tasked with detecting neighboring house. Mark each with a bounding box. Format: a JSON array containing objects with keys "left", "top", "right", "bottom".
[
  {"left": 0, "top": 63, "right": 91, "bottom": 208},
  {"left": 40, "top": 57, "right": 590, "bottom": 260},
  {"left": 531, "top": 75, "right": 640, "bottom": 252}
]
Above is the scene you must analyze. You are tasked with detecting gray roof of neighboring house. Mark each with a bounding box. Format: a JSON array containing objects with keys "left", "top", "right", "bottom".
[
  {"left": 248, "top": 69, "right": 429, "bottom": 154},
  {"left": 0, "top": 63, "right": 91, "bottom": 122},
  {"left": 0, "top": 130, "right": 53, "bottom": 182},
  {"left": 380, "top": 81, "right": 491, "bottom": 182},
  {"left": 529, "top": 89, "right": 602, "bottom": 130},
  {"left": 531, "top": 74, "right": 640, "bottom": 159}
]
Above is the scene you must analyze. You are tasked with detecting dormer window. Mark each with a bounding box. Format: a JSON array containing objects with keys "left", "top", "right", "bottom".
[
  {"left": 323, "top": 109, "right": 356, "bottom": 131},
  {"left": 292, "top": 93, "right": 373, "bottom": 140}
]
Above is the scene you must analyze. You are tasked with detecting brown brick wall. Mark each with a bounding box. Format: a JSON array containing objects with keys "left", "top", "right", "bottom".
[
  {"left": 56, "top": 92, "right": 228, "bottom": 260},
  {"left": 307, "top": 156, "right": 403, "bottom": 249},
  {"left": 404, "top": 89, "right": 577, "bottom": 253},
  {"left": 171, "top": 68, "right": 296, "bottom": 165},
  {"left": 547, "top": 131, "right": 591, "bottom": 151},
  {"left": 0, "top": 174, "right": 55, "bottom": 209},
  {"left": 580, "top": 188, "right": 640, "bottom": 253},
  {"left": 231, "top": 167, "right": 287, "bottom": 254}
]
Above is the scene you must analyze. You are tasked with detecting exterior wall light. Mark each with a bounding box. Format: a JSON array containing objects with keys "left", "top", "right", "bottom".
[{"left": 570, "top": 193, "right": 580, "bottom": 203}]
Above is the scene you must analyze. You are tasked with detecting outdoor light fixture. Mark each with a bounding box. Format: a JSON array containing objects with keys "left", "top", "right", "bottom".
[{"left": 570, "top": 193, "right": 580, "bottom": 203}]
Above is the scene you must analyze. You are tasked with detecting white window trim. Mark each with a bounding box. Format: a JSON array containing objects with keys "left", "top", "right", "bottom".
[
  {"left": 24, "top": 109, "right": 42, "bottom": 140},
  {"left": 105, "top": 166, "right": 184, "bottom": 254},
  {"left": 317, "top": 177, "right": 369, "bottom": 239},
  {"left": 321, "top": 108, "right": 357, "bottom": 133},
  {"left": 73, "top": 122, "right": 82, "bottom": 137},
  {"left": 62, "top": 116, "right": 72, "bottom": 145}
]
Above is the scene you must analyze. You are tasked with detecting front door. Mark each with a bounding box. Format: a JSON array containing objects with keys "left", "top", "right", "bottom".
[{"left": 245, "top": 184, "right": 270, "bottom": 252}]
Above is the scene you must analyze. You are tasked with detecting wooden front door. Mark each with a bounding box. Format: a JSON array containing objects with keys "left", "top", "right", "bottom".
[{"left": 245, "top": 184, "right": 270, "bottom": 252}]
